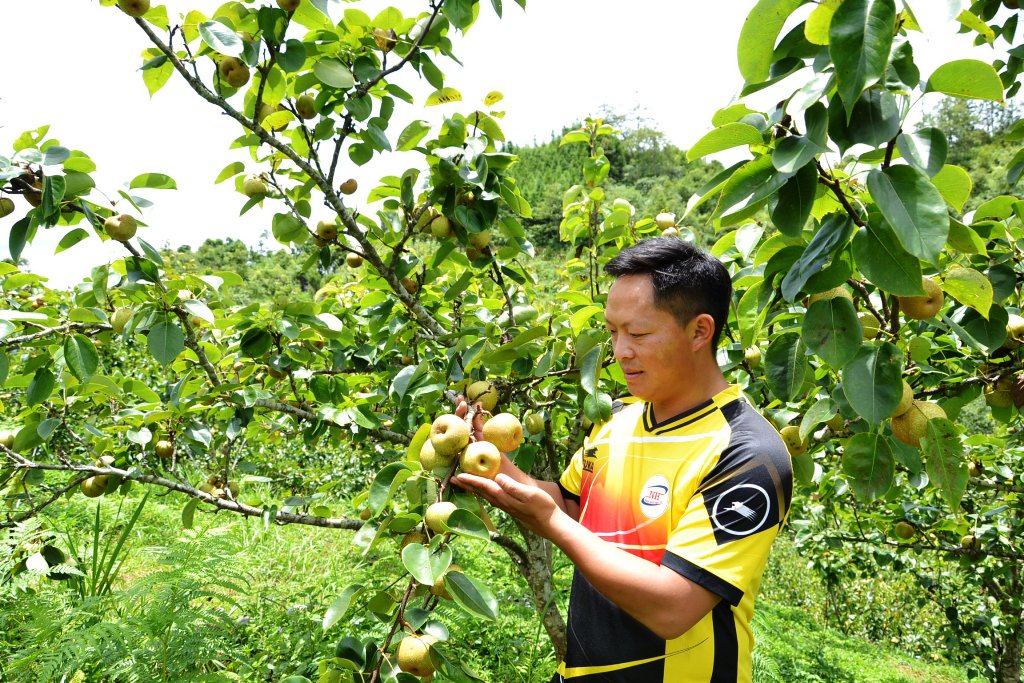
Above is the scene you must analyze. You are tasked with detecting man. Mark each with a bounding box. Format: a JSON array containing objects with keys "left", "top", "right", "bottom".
[{"left": 454, "top": 237, "right": 792, "bottom": 682}]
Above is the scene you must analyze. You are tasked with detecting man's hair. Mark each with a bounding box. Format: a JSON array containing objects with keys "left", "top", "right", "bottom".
[{"left": 604, "top": 237, "right": 732, "bottom": 349}]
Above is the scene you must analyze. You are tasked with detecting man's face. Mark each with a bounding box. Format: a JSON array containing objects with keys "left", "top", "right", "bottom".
[{"left": 604, "top": 274, "right": 698, "bottom": 417}]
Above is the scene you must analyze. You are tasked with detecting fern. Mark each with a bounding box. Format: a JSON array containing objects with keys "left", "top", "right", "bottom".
[
  {"left": 752, "top": 610, "right": 785, "bottom": 683},
  {"left": 5, "top": 528, "right": 252, "bottom": 683}
]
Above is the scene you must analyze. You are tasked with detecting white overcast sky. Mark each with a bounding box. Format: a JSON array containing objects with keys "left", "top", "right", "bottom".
[{"left": 0, "top": 0, "right": 987, "bottom": 288}]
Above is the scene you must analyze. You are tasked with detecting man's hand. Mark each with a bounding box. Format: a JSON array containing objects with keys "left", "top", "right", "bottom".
[{"left": 451, "top": 472, "right": 562, "bottom": 538}]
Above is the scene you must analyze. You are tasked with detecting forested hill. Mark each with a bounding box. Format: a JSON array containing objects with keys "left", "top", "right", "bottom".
[{"left": 165, "top": 101, "right": 1017, "bottom": 301}]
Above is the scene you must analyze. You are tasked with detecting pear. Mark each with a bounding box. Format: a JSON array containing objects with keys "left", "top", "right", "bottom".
[
  {"left": 397, "top": 634, "right": 437, "bottom": 677},
  {"left": 104, "top": 214, "right": 138, "bottom": 241},
  {"left": 897, "top": 278, "right": 944, "bottom": 321},
  {"left": 891, "top": 380, "right": 914, "bottom": 418},
  {"left": 459, "top": 441, "right": 501, "bottom": 479},
  {"left": 780, "top": 425, "right": 806, "bottom": 457},
  {"left": 429, "top": 414, "right": 470, "bottom": 458},
  {"left": 481, "top": 413, "right": 523, "bottom": 452},
  {"left": 466, "top": 380, "right": 499, "bottom": 412},
  {"left": 117, "top": 0, "right": 150, "bottom": 17},
  {"left": 424, "top": 501, "right": 457, "bottom": 534},
  {"left": 890, "top": 400, "right": 946, "bottom": 448}
]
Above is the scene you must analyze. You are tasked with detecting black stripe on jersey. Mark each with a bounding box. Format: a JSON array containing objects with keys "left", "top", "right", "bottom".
[
  {"left": 643, "top": 398, "right": 715, "bottom": 432},
  {"left": 559, "top": 481, "right": 581, "bottom": 505},
  {"left": 661, "top": 552, "right": 743, "bottom": 606},
  {"left": 710, "top": 600, "right": 739, "bottom": 682},
  {"left": 697, "top": 400, "right": 792, "bottom": 545}
]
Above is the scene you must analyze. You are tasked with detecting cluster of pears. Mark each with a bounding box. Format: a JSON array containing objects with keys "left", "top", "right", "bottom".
[
  {"left": 420, "top": 383, "right": 523, "bottom": 481},
  {"left": 889, "top": 380, "right": 946, "bottom": 449},
  {"left": 80, "top": 455, "right": 121, "bottom": 498},
  {"left": 199, "top": 474, "right": 239, "bottom": 500}
]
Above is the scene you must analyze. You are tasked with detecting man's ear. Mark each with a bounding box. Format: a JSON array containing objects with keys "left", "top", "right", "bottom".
[{"left": 689, "top": 313, "right": 716, "bottom": 352}]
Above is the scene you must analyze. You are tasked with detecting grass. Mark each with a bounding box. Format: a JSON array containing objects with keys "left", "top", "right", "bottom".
[
  {"left": 2, "top": 488, "right": 971, "bottom": 682},
  {"left": 753, "top": 604, "right": 967, "bottom": 683}
]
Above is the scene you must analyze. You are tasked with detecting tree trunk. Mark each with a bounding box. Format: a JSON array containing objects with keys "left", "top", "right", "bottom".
[
  {"left": 513, "top": 521, "right": 567, "bottom": 661},
  {"left": 996, "top": 630, "right": 1021, "bottom": 683}
]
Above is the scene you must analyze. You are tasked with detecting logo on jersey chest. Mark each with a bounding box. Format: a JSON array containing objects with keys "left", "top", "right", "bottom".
[
  {"left": 639, "top": 475, "right": 670, "bottom": 519},
  {"left": 582, "top": 447, "right": 597, "bottom": 473}
]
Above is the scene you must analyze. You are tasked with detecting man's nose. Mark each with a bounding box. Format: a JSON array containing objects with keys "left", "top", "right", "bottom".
[{"left": 613, "top": 336, "right": 635, "bottom": 360}]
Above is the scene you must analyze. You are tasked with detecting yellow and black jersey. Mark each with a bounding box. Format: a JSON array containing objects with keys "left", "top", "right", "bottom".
[{"left": 554, "top": 384, "right": 792, "bottom": 683}]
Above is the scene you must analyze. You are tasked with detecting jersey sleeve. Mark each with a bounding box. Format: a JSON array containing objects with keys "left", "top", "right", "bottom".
[
  {"left": 558, "top": 446, "right": 585, "bottom": 503},
  {"left": 661, "top": 409, "right": 792, "bottom": 606}
]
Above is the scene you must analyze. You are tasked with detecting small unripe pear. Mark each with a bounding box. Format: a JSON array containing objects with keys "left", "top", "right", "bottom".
[
  {"left": 117, "top": 0, "right": 150, "bottom": 17},
  {"left": 424, "top": 501, "right": 457, "bottom": 533},
  {"left": 465, "top": 380, "right": 498, "bottom": 412},
  {"left": 296, "top": 94, "right": 317, "bottom": 120},
  {"left": 780, "top": 425, "right": 806, "bottom": 457},
  {"left": 104, "top": 214, "right": 138, "bottom": 241}
]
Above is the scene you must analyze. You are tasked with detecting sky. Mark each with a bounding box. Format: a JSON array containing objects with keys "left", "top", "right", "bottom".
[{"left": 0, "top": 0, "right": 990, "bottom": 288}]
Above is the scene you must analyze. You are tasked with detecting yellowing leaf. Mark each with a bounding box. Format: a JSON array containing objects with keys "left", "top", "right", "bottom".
[
  {"left": 426, "top": 88, "right": 462, "bottom": 106},
  {"left": 931, "top": 164, "right": 973, "bottom": 212},
  {"left": 805, "top": 0, "right": 842, "bottom": 45},
  {"left": 942, "top": 266, "right": 993, "bottom": 318},
  {"left": 484, "top": 90, "right": 504, "bottom": 106}
]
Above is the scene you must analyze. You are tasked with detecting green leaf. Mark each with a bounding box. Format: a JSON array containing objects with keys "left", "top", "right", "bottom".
[
  {"left": 841, "top": 432, "right": 895, "bottom": 502},
  {"left": 579, "top": 344, "right": 602, "bottom": 395},
  {"left": 444, "top": 509, "right": 491, "bottom": 541},
  {"left": 148, "top": 321, "right": 184, "bottom": 365},
  {"left": 930, "top": 164, "right": 973, "bottom": 212},
  {"left": 313, "top": 59, "right": 354, "bottom": 89},
  {"left": 277, "top": 39, "right": 306, "bottom": 73},
  {"left": 446, "top": 572, "right": 498, "bottom": 621},
  {"left": 181, "top": 498, "right": 199, "bottom": 529},
  {"left": 402, "top": 543, "right": 452, "bottom": 586},
  {"left": 737, "top": 0, "right": 805, "bottom": 84},
  {"left": 925, "top": 59, "right": 1004, "bottom": 102},
  {"left": 802, "top": 297, "right": 862, "bottom": 369},
  {"left": 63, "top": 333, "right": 99, "bottom": 383},
  {"left": 942, "top": 266, "right": 992, "bottom": 318},
  {"left": 896, "top": 128, "right": 947, "bottom": 177},
  {"left": 406, "top": 423, "right": 431, "bottom": 464},
  {"left": 199, "top": 20, "right": 243, "bottom": 56},
  {"left": 142, "top": 58, "right": 173, "bottom": 97},
  {"left": 397, "top": 120, "right": 431, "bottom": 151},
  {"left": 183, "top": 299, "right": 215, "bottom": 325},
  {"left": 55, "top": 228, "right": 90, "bottom": 254},
  {"left": 946, "top": 218, "right": 987, "bottom": 255},
  {"left": 714, "top": 155, "right": 792, "bottom": 220},
  {"left": 215, "top": 162, "right": 245, "bottom": 184},
  {"left": 867, "top": 166, "right": 949, "bottom": 264},
  {"left": 129, "top": 173, "right": 176, "bottom": 190},
  {"left": 840, "top": 342, "right": 903, "bottom": 426},
  {"left": 443, "top": 0, "right": 476, "bottom": 29},
  {"left": 42, "top": 146, "right": 70, "bottom": 166},
  {"left": 686, "top": 123, "right": 763, "bottom": 161},
  {"left": 27, "top": 367, "right": 55, "bottom": 407},
  {"left": 323, "top": 584, "right": 364, "bottom": 630},
  {"left": 368, "top": 462, "right": 412, "bottom": 515},
  {"left": 830, "top": 0, "right": 896, "bottom": 112},
  {"left": 851, "top": 223, "right": 922, "bottom": 296},
  {"left": 765, "top": 332, "right": 808, "bottom": 402},
  {"left": 1008, "top": 148, "right": 1024, "bottom": 187},
  {"left": 799, "top": 398, "right": 839, "bottom": 442},
  {"left": 780, "top": 213, "right": 855, "bottom": 302},
  {"left": 922, "top": 418, "right": 967, "bottom": 510},
  {"left": 239, "top": 328, "right": 273, "bottom": 358},
  {"left": 845, "top": 88, "right": 901, "bottom": 147}
]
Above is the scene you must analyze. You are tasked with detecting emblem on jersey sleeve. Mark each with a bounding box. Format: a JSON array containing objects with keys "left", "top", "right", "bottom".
[
  {"left": 702, "top": 464, "right": 781, "bottom": 543},
  {"left": 639, "top": 475, "right": 670, "bottom": 519}
]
